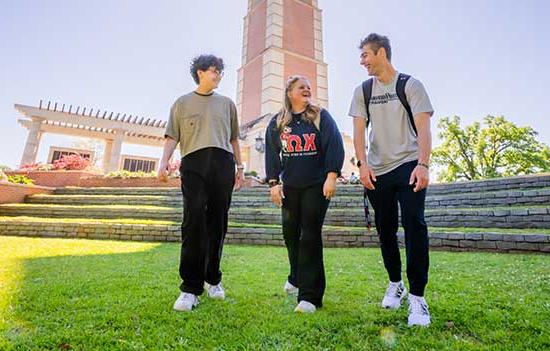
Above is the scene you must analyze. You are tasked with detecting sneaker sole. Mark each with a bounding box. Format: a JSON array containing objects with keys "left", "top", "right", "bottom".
[
  {"left": 381, "top": 290, "right": 408, "bottom": 309},
  {"left": 294, "top": 307, "right": 316, "bottom": 313},
  {"left": 173, "top": 304, "right": 198, "bottom": 312}
]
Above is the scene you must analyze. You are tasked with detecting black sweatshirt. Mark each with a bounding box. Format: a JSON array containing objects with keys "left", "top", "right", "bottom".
[{"left": 265, "top": 108, "right": 345, "bottom": 188}]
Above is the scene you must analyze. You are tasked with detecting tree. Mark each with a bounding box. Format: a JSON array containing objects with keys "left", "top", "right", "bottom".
[{"left": 432, "top": 115, "right": 550, "bottom": 182}]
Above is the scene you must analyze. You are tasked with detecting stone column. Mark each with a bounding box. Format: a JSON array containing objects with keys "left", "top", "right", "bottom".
[
  {"left": 105, "top": 130, "right": 124, "bottom": 173},
  {"left": 19, "top": 118, "right": 44, "bottom": 167},
  {"left": 102, "top": 139, "right": 113, "bottom": 173}
]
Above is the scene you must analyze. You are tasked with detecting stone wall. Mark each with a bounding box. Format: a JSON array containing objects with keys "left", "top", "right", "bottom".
[
  {"left": 6, "top": 171, "right": 97, "bottom": 187},
  {"left": 0, "top": 182, "right": 53, "bottom": 204},
  {"left": 1, "top": 221, "right": 548, "bottom": 253},
  {"left": 1, "top": 173, "right": 548, "bottom": 253}
]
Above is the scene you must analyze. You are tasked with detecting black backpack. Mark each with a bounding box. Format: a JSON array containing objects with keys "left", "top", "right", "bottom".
[{"left": 361, "top": 73, "right": 417, "bottom": 136}]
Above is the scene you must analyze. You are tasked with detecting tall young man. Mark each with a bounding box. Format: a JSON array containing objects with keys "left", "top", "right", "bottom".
[
  {"left": 158, "top": 54, "right": 244, "bottom": 312},
  {"left": 349, "top": 34, "right": 434, "bottom": 326}
]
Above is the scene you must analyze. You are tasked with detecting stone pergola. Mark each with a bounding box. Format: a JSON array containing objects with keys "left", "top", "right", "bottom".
[{"left": 16, "top": 101, "right": 167, "bottom": 172}]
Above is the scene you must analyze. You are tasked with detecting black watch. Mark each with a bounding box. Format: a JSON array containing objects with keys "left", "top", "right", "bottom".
[{"left": 357, "top": 160, "right": 365, "bottom": 168}]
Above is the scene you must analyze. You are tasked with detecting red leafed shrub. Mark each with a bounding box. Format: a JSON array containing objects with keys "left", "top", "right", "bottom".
[{"left": 52, "top": 154, "right": 91, "bottom": 170}]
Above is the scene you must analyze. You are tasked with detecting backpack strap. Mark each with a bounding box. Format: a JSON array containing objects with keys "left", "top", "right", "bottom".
[
  {"left": 396, "top": 73, "right": 417, "bottom": 136},
  {"left": 361, "top": 78, "right": 374, "bottom": 127},
  {"left": 362, "top": 74, "right": 418, "bottom": 136}
]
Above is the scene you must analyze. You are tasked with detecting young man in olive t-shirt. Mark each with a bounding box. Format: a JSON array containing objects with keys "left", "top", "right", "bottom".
[{"left": 158, "top": 54, "right": 244, "bottom": 312}]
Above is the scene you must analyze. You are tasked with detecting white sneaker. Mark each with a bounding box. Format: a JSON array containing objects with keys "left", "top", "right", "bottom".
[
  {"left": 294, "top": 300, "right": 316, "bottom": 313},
  {"left": 173, "top": 292, "right": 199, "bottom": 311},
  {"left": 283, "top": 281, "right": 299, "bottom": 295},
  {"left": 206, "top": 282, "right": 226, "bottom": 300},
  {"left": 408, "top": 294, "right": 431, "bottom": 327},
  {"left": 381, "top": 281, "right": 407, "bottom": 309}
]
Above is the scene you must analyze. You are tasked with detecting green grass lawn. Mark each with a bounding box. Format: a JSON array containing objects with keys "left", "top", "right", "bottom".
[{"left": 1, "top": 236, "right": 548, "bottom": 350}]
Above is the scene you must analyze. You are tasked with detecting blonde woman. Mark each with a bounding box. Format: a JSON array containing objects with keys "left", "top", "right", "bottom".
[{"left": 265, "top": 76, "right": 344, "bottom": 313}]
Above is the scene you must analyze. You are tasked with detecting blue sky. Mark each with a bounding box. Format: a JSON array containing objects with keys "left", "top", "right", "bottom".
[{"left": 1, "top": 0, "right": 548, "bottom": 169}]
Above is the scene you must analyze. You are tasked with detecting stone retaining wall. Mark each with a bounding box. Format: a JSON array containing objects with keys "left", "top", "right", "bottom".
[
  {"left": 0, "top": 182, "right": 54, "bottom": 204},
  {"left": 0, "top": 221, "right": 547, "bottom": 253},
  {"left": 28, "top": 187, "right": 550, "bottom": 209},
  {"left": 6, "top": 171, "right": 98, "bottom": 187},
  {"left": 2, "top": 205, "right": 548, "bottom": 229},
  {"left": 50, "top": 174, "right": 550, "bottom": 196}
]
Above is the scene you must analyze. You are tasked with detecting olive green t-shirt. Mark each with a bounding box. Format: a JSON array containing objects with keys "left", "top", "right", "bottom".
[{"left": 164, "top": 91, "right": 240, "bottom": 158}]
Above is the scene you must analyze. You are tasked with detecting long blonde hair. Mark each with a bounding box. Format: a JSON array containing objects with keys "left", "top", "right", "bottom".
[{"left": 276, "top": 75, "right": 321, "bottom": 132}]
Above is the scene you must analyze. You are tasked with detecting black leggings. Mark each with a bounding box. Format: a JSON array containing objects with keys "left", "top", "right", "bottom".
[{"left": 282, "top": 182, "right": 329, "bottom": 307}]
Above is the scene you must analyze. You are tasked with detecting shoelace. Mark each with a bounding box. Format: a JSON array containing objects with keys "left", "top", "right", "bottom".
[
  {"left": 385, "top": 283, "right": 402, "bottom": 298},
  {"left": 181, "top": 292, "right": 195, "bottom": 301},
  {"left": 210, "top": 284, "right": 223, "bottom": 294},
  {"left": 409, "top": 299, "right": 429, "bottom": 315}
]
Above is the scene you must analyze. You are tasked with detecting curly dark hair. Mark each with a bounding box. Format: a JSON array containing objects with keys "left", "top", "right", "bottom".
[
  {"left": 359, "top": 33, "right": 392, "bottom": 62},
  {"left": 189, "top": 54, "right": 225, "bottom": 84}
]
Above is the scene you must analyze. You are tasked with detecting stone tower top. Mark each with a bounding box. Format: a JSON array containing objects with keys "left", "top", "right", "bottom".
[{"left": 237, "top": 0, "right": 328, "bottom": 125}]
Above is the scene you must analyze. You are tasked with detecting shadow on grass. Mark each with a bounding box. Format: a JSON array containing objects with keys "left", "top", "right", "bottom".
[{"left": 1, "top": 238, "right": 549, "bottom": 350}]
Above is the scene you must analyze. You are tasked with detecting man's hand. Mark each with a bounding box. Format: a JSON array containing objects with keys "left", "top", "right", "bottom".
[
  {"left": 409, "top": 165, "right": 429, "bottom": 192},
  {"left": 359, "top": 163, "right": 377, "bottom": 190},
  {"left": 157, "top": 160, "right": 170, "bottom": 183},
  {"left": 323, "top": 172, "right": 337, "bottom": 199},
  {"left": 234, "top": 169, "right": 244, "bottom": 191},
  {"left": 270, "top": 185, "right": 284, "bottom": 207}
]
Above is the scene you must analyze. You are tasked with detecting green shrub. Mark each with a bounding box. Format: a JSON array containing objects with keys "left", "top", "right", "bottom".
[
  {"left": 7, "top": 174, "right": 34, "bottom": 185},
  {"left": 105, "top": 170, "right": 157, "bottom": 179}
]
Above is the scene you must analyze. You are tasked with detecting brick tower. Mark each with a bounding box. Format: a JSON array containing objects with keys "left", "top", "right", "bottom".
[{"left": 237, "top": 0, "right": 328, "bottom": 125}]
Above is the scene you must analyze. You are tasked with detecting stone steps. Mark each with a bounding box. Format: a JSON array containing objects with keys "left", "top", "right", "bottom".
[
  {"left": 0, "top": 216, "right": 547, "bottom": 253},
  {"left": 28, "top": 187, "right": 550, "bottom": 208},
  {"left": 1, "top": 174, "right": 548, "bottom": 253},
  {"left": 51, "top": 174, "right": 550, "bottom": 197},
  {"left": 1, "top": 203, "right": 549, "bottom": 229}
]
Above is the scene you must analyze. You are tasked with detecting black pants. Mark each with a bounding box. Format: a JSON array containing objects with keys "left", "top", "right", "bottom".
[
  {"left": 366, "top": 160, "right": 429, "bottom": 297},
  {"left": 178, "top": 148, "right": 235, "bottom": 295},
  {"left": 282, "top": 182, "right": 329, "bottom": 307}
]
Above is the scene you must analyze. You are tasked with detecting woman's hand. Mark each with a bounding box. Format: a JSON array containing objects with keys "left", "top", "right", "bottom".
[
  {"left": 323, "top": 172, "right": 337, "bottom": 199},
  {"left": 270, "top": 185, "right": 284, "bottom": 207}
]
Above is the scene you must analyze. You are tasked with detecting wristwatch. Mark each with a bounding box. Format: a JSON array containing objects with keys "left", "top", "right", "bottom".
[
  {"left": 357, "top": 160, "right": 366, "bottom": 168},
  {"left": 417, "top": 162, "right": 429, "bottom": 169},
  {"left": 268, "top": 179, "right": 279, "bottom": 187},
  {"left": 236, "top": 164, "right": 245, "bottom": 170}
]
